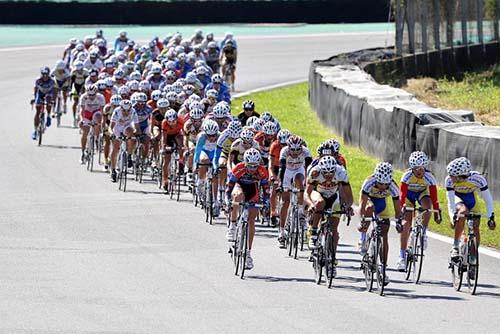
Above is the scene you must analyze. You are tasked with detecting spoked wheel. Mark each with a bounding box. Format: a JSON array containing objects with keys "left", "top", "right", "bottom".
[
  {"left": 118, "top": 152, "right": 128, "bottom": 192},
  {"left": 293, "top": 214, "right": 299, "bottom": 259},
  {"left": 176, "top": 169, "right": 181, "bottom": 201},
  {"left": 451, "top": 259, "right": 464, "bottom": 292},
  {"left": 313, "top": 248, "right": 323, "bottom": 285},
  {"left": 413, "top": 231, "right": 425, "bottom": 283},
  {"left": 325, "top": 234, "right": 336, "bottom": 288},
  {"left": 300, "top": 221, "right": 306, "bottom": 252},
  {"left": 157, "top": 155, "right": 164, "bottom": 189},
  {"left": 374, "top": 238, "right": 386, "bottom": 296},
  {"left": 86, "top": 136, "right": 95, "bottom": 172},
  {"left": 37, "top": 113, "right": 45, "bottom": 146},
  {"left": 466, "top": 238, "right": 479, "bottom": 295},
  {"left": 238, "top": 223, "right": 248, "bottom": 279},
  {"left": 169, "top": 160, "right": 177, "bottom": 200},
  {"left": 362, "top": 246, "right": 375, "bottom": 292},
  {"left": 56, "top": 97, "right": 62, "bottom": 128},
  {"left": 205, "top": 180, "right": 213, "bottom": 225}
]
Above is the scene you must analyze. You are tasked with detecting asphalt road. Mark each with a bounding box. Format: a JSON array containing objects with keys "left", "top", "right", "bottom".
[{"left": 1, "top": 31, "right": 499, "bottom": 333}]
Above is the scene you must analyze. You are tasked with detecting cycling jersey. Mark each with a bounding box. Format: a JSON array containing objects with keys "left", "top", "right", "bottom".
[
  {"left": 80, "top": 93, "right": 105, "bottom": 113},
  {"left": 254, "top": 132, "right": 274, "bottom": 162},
  {"left": 230, "top": 139, "right": 260, "bottom": 164},
  {"left": 133, "top": 104, "right": 153, "bottom": 132},
  {"left": 111, "top": 107, "right": 139, "bottom": 137},
  {"left": 445, "top": 171, "right": 493, "bottom": 219},
  {"left": 146, "top": 74, "right": 166, "bottom": 91},
  {"left": 70, "top": 69, "right": 88, "bottom": 86},
  {"left": 161, "top": 117, "right": 184, "bottom": 136},
  {"left": 228, "top": 162, "right": 270, "bottom": 203},
  {"left": 83, "top": 58, "right": 103, "bottom": 71},
  {"left": 216, "top": 129, "right": 236, "bottom": 157},
  {"left": 361, "top": 176, "right": 400, "bottom": 219},
  {"left": 51, "top": 69, "right": 71, "bottom": 89},
  {"left": 279, "top": 146, "right": 312, "bottom": 171},
  {"left": 307, "top": 164, "right": 349, "bottom": 198},
  {"left": 183, "top": 119, "right": 202, "bottom": 144},
  {"left": 269, "top": 140, "right": 284, "bottom": 168},
  {"left": 400, "top": 169, "right": 439, "bottom": 209},
  {"left": 194, "top": 132, "right": 219, "bottom": 168},
  {"left": 237, "top": 111, "right": 260, "bottom": 126},
  {"left": 34, "top": 77, "right": 55, "bottom": 95}
]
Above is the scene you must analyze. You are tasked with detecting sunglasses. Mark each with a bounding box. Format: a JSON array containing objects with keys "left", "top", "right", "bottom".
[
  {"left": 247, "top": 164, "right": 259, "bottom": 169},
  {"left": 290, "top": 148, "right": 302, "bottom": 152},
  {"left": 207, "top": 134, "right": 217, "bottom": 138}
]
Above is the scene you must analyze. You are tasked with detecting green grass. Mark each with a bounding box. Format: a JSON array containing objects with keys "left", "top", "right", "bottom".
[
  {"left": 233, "top": 82, "right": 500, "bottom": 249},
  {"left": 405, "top": 66, "right": 500, "bottom": 125}
]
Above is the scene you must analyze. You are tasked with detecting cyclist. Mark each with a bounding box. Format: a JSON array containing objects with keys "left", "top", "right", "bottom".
[
  {"left": 161, "top": 109, "right": 185, "bottom": 191},
  {"left": 225, "top": 148, "right": 270, "bottom": 270},
  {"left": 397, "top": 151, "right": 441, "bottom": 271},
  {"left": 191, "top": 29, "right": 204, "bottom": 45},
  {"left": 194, "top": 120, "right": 220, "bottom": 209},
  {"left": 51, "top": 60, "right": 71, "bottom": 115},
  {"left": 148, "top": 89, "right": 162, "bottom": 111},
  {"left": 310, "top": 139, "right": 347, "bottom": 172},
  {"left": 85, "top": 68, "right": 99, "bottom": 88},
  {"left": 204, "top": 74, "right": 230, "bottom": 103},
  {"left": 102, "top": 94, "right": 122, "bottom": 170},
  {"left": 147, "top": 65, "right": 167, "bottom": 91},
  {"left": 79, "top": 84, "right": 105, "bottom": 164},
  {"left": 214, "top": 120, "right": 243, "bottom": 215},
  {"left": 32, "top": 66, "right": 55, "bottom": 140},
  {"left": 206, "top": 102, "right": 232, "bottom": 132},
  {"left": 150, "top": 98, "right": 169, "bottom": 168},
  {"left": 445, "top": 157, "right": 496, "bottom": 260},
  {"left": 228, "top": 128, "right": 260, "bottom": 171},
  {"left": 69, "top": 61, "right": 88, "bottom": 127},
  {"left": 358, "top": 162, "right": 402, "bottom": 285},
  {"left": 305, "top": 156, "right": 354, "bottom": 274},
  {"left": 63, "top": 38, "right": 78, "bottom": 65},
  {"left": 254, "top": 121, "right": 278, "bottom": 166},
  {"left": 237, "top": 100, "right": 259, "bottom": 126},
  {"left": 219, "top": 39, "right": 237, "bottom": 91},
  {"left": 183, "top": 107, "right": 205, "bottom": 182},
  {"left": 109, "top": 99, "right": 139, "bottom": 182},
  {"left": 131, "top": 92, "right": 153, "bottom": 167},
  {"left": 204, "top": 41, "right": 220, "bottom": 74},
  {"left": 268, "top": 129, "right": 290, "bottom": 226},
  {"left": 277, "top": 135, "right": 312, "bottom": 248},
  {"left": 114, "top": 31, "right": 128, "bottom": 52},
  {"left": 83, "top": 51, "right": 103, "bottom": 71}
]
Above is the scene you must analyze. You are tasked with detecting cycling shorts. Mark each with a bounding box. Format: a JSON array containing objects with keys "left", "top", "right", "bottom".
[
  {"left": 82, "top": 110, "right": 102, "bottom": 126},
  {"left": 405, "top": 190, "right": 430, "bottom": 208},
  {"left": 35, "top": 92, "right": 53, "bottom": 105},
  {"left": 369, "top": 196, "right": 392, "bottom": 220},
  {"left": 282, "top": 167, "right": 305, "bottom": 190},
  {"left": 55, "top": 79, "right": 71, "bottom": 90},
  {"left": 233, "top": 183, "right": 260, "bottom": 203}
]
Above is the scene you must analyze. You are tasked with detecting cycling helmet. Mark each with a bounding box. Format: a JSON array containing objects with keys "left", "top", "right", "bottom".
[
  {"left": 447, "top": 157, "right": 471, "bottom": 177},
  {"left": 151, "top": 90, "right": 162, "bottom": 101},
  {"left": 165, "top": 61, "right": 177, "bottom": 71},
  {"left": 277, "top": 129, "right": 291, "bottom": 144},
  {"left": 253, "top": 118, "right": 265, "bottom": 132},
  {"left": 227, "top": 121, "right": 242, "bottom": 139},
  {"left": 163, "top": 84, "right": 174, "bottom": 93},
  {"left": 139, "top": 80, "right": 151, "bottom": 92},
  {"left": 178, "top": 53, "right": 187, "bottom": 62},
  {"left": 318, "top": 156, "right": 337, "bottom": 174},
  {"left": 207, "top": 41, "right": 217, "bottom": 49},
  {"left": 240, "top": 129, "right": 254, "bottom": 142},
  {"left": 118, "top": 85, "right": 130, "bottom": 96},
  {"left": 74, "top": 61, "right": 84, "bottom": 71},
  {"left": 172, "top": 81, "right": 184, "bottom": 94},
  {"left": 211, "top": 74, "right": 222, "bottom": 84},
  {"left": 87, "top": 84, "right": 98, "bottom": 95},
  {"left": 120, "top": 99, "right": 132, "bottom": 111},
  {"left": 184, "top": 84, "right": 195, "bottom": 95},
  {"left": 96, "top": 80, "right": 107, "bottom": 91},
  {"left": 127, "top": 80, "right": 139, "bottom": 91},
  {"left": 104, "top": 59, "right": 114, "bottom": 68},
  {"left": 195, "top": 66, "right": 208, "bottom": 76},
  {"left": 327, "top": 139, "right": 341, "bottom": 154},
  {"left": 177, "top": 78, "right": 187, "bottom": 86},
  {"left": 110, "top": 95, "right": 122, "bottom": 106},
  {"left": 244, "top": 148, "right": 261, "bottom": 166},
  {"left": 165, "top": 109, "right": 178, "bottom": 122},
  {"left": 190, "top": 108, "right": 205, "bottom": 120},
  {"left": 260, "top": 111, "right": 273, "bottom": 123},
  {"left": 213, "top": 103, "right": 229, "bottom": 118},
  {"left": 166, "top": 91, "right": 178, "bottom": 103},
  {"left": 206, "top": 89, "right": 218, "bottom": 99},
  {"left": 246, "top": 116, "right": 259, "bottom": 128},
  {"left": 130, "top": 92, "right": 140, "bottom": 104},
  {"left": 186, "top": 72, "right": 197, "bottom": 83},
  {"left": 119, "top": 30, "right": 127, "bottom": 38},
  {"left": 40, "top": 66, "right": 50, "bottom": 75},
  {"left": 69, "top": 38, "right": 78, "bottom": 45},
  {"left": 104, "top": 77, "right": 114, "bottom": 88},
  {"left": 177, "top": 92, "right": 187, "bottom": 104},
  {"left": 114, "top": 69, "right": 125, "bottom": 79},
  {"left": 55, "top": 60, "right": 66, "bottom": 70},
  {"left": 262, "top": 121, "right": 277, "bottom": 136},
  {"left": 96, "top": 39, "right": 105, "bottom": 48},
  {"left": 287, "top": 135, "right": 303, "bottom": 150},
  {"left": 243, "top": 100, "right": 255, "bottom": 110},
  {"left": 409, "top": 151, "right": 429, "bottom": 169},
  {"left": 157, "top": 98, "right": 170, "bottom": 109},
  {"left": 76, "top": 43, "right": 85, "bottom": 51},
  {"left": 203, "top": 119, "right": 219, "bottom": 135},
  {"left": 129, "top": 71, "right": 142, "bottom": 81},
  {"left": 374, "top": 162, "right": 393, "bottom": 184},
  {"left": 151, "top": 65, "right": 162, "bottom": 75},
  {"left": 189, "top": 94, "right": 201, "bottom": 102},
  {"left": 137, "top": 92, "right": 148, "bottom": 103},
  {"left": 189, "top": 101, "right": 203, "bottom": 111}
]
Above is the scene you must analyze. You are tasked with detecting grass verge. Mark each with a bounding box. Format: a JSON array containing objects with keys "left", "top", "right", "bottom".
[
  {"left": 404, "top": 65, "right": 500, "bottom": 125},
  {"left": 233, "top": 82, "right": 500, "bottom": 249}
]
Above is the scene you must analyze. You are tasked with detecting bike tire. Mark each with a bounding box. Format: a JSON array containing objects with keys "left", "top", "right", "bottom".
[
  {"left": 233, "top": 221, "right": 241, "bottom": 275},
  {"left": 239, "top": 222, "right": 248, "bottom": 279},
  {"left": 375, "top": 238, "right": 385, "bottom": 296},
  {"left": 37, "top": 113, "right": 45, "bottom": 146},
  {"left": 87, "top": 136, "right": 94, "bottom": 172},
  {"left": 363, "top": 239, "right": 374, "bottom": 292},
  {"left": 120, "top": 152, "right": 128, "bottom": 192},
  {"left": 415, "top": 230, "right": 425, "bottom": 284},
  {"left": 467, "top": 237, "right": 479, "bottom": 295},
  {"left": 326, "top": 233, "right": 336, "bottom": 288},
  {"left": 176, "top": 168, "right": 181, "bottom": 201},
  {"left": 293, "top": 213, "right": 299, "bottom": 259},
  {"left": 451, "top": 260, "right": 463, "bottom": 292},
  {"left": 313, "top": 248, "right": 323, "bottom": 285}
]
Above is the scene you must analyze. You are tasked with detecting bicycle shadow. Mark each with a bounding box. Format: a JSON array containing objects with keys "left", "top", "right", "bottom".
[
  {"left": 384, "top": 290, "right": 465, "bottom": 300},
  {"left": 245, "top": 274, "right": 315, "bottom": 283},
  {"left": 41, "top": 144, "right": 81, "bottom": 150}
]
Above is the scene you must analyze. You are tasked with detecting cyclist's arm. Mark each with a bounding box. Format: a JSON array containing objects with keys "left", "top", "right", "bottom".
[
  {"left": 481, "top": 188, "right": 494, "bottom": 218},
  {"left": 392, "top": 197, "right": 402, "bottom": 218},
  {"left": 278, "top": 158, "right": 286, "bottom": 184},
  {"left": 446, "top": 190, "right": 456, "bottom": 221},
  {"left": 399, "top": 182, "right": 408, "bottom": 206},
  {"left": 359, "top": 192, "right": 370, "bottom": 217},
  {"left": 228, "top": 150, "right": 238, "bottom": 170},
  {"left": 429, "top": 185, "right": 440, "bottom": 210},
  {"left": 193, "top": 136, "right": 204, "bottom": 165},
  {"left": 304, "top": 183, "right": 315, "bottom": 208},
  {"left": 339, "top": 182, "right": 354, "bottom": 208}
]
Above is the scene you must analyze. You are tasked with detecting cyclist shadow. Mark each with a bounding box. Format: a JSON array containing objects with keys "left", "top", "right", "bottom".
[
  {"left": 245, "top": 274, "right": 315, "bottom": 283},
  {"left": 42, "top": 144, "right": 81, "bottom": 150},
  {"left": 124, "top": 189, "right": 168, "bottom": 195},
  {"left": 384, "top": 290, "right": 465, "bottom": 300},
  {"left": 475, "top": 289, "right": 500, "bottom": 298}
]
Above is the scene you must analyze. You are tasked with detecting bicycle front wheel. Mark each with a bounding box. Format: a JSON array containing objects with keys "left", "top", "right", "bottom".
[
  {"left": 293, "top": 213, "right": 299, "bottom": 259},
  {"left": 238, "top": 222, "right": 248, "bottom": 279},
  {"left": 313, "top": 248, "right": 323, "bottom": 285},
  {"left": 466, "top": 237, "right": 479, "bottom": 295},
  {"left": 414, "top": 230, "right": 425, "bottom": 284},
  {"left": 374, "top": 237, "right": 385, "bottom": 295},
  {"left": 325, "top": 233, "right": 336, "bottom": 288},
  {"left": 363, "top": 239, "right": 374, "bottom": 292}
]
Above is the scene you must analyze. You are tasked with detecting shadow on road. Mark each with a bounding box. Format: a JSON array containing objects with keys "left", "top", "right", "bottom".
[
  {"left": 41, "top": 144, "right": 81, "bottom": 150},
  {"left": 245, "top": 274, "right": 315, "bottom": 283}
]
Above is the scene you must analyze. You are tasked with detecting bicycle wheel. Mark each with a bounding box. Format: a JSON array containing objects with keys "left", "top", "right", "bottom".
[
  {"left": 176, "top": 166, "right": 181, "bottom": 201},
  {"left": 414, "top": 230, "right": 425, "bottom": 284},
  {"left": 313, "top": 247, "right": 323, "bottom": 285},
  {"left": 466, "top": 237, "right": 479, "bottom": 295},
  {"left": 119, "top": 151, "right": 128, "bottom": 192},
  {"left": 37, "top": 113, "right": 45, "bottom": 146},
  {"left": 451, "top": 259, "right": 463, "bottom": 291},
  {"left": 56, "top": 96, "right": 62, "bottom": 127},
  {"left": 405, "top": 232, "right": 415, "bottom": 281},
  {"left": 374, "top": 238, "right": 385, "bottom": 295},
  {"left": 157, "top": 155, "right": 164, "bottom": 189},
  {"left": 233, "top": 222, "right": 241, "bottom": 275},
  {"left": 363, "top": 238, "right": 375, "bottom": 292},
  {"left": 300, "top": 219, "right": 306, "bottom": 252},
  {"left": 239, "top": 222, "right": 248, "bottom": 279},
  {"left": 325, "top": 233, "right": 336, "bottom": 288},
  {"left": 286, "top": 213, "right": 293, "bottom": 257},
  {"left": 86, "top": 136, "right": 94, "bottom": 172},
  {"left": 293, "top": 213, "right": 299, "bottom": 259}
]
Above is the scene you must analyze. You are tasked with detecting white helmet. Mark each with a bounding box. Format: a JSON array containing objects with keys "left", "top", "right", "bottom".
[
  {"left": 157, "top": 98, "right": 170, "bottom": 109},
  {"left": 374, "top": 162, "right": 393, "bottom": 184},
  {"left": 129, "top": 71, "right": 142, "bottom": 81},
  {"left": 409, "top": 151, "right": 429, "bottom": 169},
  {"left": 96, "top": 80, "right": 107, "bottom": 91},
  {"left": 104, "top": 77, "right": 114, "bottom": 88},
  {"left": 189, "top": 94, "right": 201, "bottom": 102},
  {"left": 130, "top": 92, "right": 141, "bottom": 104},
  {"left": 151, "top": 65, "right": 162, "bottom": 74},
  {"left": 127, "top": 80, "right": 139, "bottom": 91},
  {"left": 151, "top": 90, "right": 162, "bottom": 101},
  {"left": 120, "top": 99, "right": 132, "bottom": 111},
  {"left": 318, "top": 156, "right": 337, "bottom": 174},
  {"left": 118, "top": 85, "right": 130, "bottom": 96},
  {"left": 165, "top": 109, "right": 178, "bottom": 122},
  {"left": 213, "top": 103, "right": 229, "bottom": 118},
  {"left": 55, "top": 60, "right": 66, "bottom": 70},
  {"left": 277, "top": 129, "right": 290, "bottom": 144},
  {"left": 227, "top": 121, "right": 242, "bottom": 139},
  {"left": 206, "top": 89, "right": 218, "bottom": 99},
  {"left": 189, "top": 101, "right": 203, "bottom": 110},
  {"left": 203, "top": 119, "right": 219, "bottom": 135},
  {"left": 240, "top": 129, "right": 254, "bottom": 142},
  {"left": 286, "top": 135, "right": 303, "bottom": 150},
  {"left": 163, "top": 84, "right": 174, "bottom": 93},
  {"left": 447, "top": 157, "right": 472, "bottom": 177},
  {"left": 172, "top": 81, "right": 184, "bottom": 94},
  {"left": 137, "top": 92, "right": 148, "bottom": 102},
  {"left": 262, "top": 121, "right": 277, "bottom": 136},
  {"left": 244, "top": 148, "right": 261, "bottom": 166},
  {"left": 246, "top": 116, "right": 259, "bottom": 128},
  {"left": 260, "top": 111, "right": 273, "bottom": 122},
  {"left": 74, "top": 61, "right": 84, "bottom": 71},
  {"left": 253, "top": 118, "right": 265, "bottom": 132},
  {"left": 139, "top": 80, "right": 151, "bottom": 92},
  {"left": 87, "top": 84, "right": 98, "bottom": 95},
  {"left": 110, "top": 94, "right": 122, "bottom": 106},
  {"left": 166, "top": 91, "right": 178, "bottom": 103},
  {"left": 190, "top": 108, "right": 205, "bottom": 120}
]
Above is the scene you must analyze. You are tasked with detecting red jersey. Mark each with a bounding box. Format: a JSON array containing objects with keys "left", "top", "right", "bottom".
[{"left": 161, "top": 117, "right": 185, "bottom": 136}]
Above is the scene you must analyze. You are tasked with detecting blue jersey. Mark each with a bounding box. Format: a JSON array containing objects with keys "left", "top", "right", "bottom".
[
  {"left": 133, "top": 104, "right": 153, "bottom": 130},
  {"left": 194, "top": 132, "right": 219, "bottom": 168},
  {"left": 204, "top": 83, "right": 231, "bottom": 103}
]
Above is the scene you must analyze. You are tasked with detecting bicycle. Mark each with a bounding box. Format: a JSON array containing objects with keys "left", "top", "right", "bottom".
[
  {"left": 117, "top": 135, "right": 130, "bottom": 192},
  {"left": 54, "top": 89, "right": 64, "bottom": 128},
  {"left": 36, "top": 108, "right": 47, "bottom": 147},
  {"left": 285, "top": 188, "right": 305, "bottom": 259},
  {"left": 222, "top": 62, "right": 235, "bottom": 92},
  {"left": 134, "top": 135, "right": 146, "bottom": 184},
  {"left": 404, "top": 207, "right": 439, "bottom": 284},
  {"left": 360, "top": 215, "right": 390, "bottom": 296},
  {"left": 449, "top": 212, "right": 486, "bottom": 295},
  {"left": 230, "top": 201, "right": 264, "bottom": 279},
  {"left": 203, "top": 164, "right": 216, "bottom": 225},
  {"left": 85, "top": 122, "right": 96, "bottom": 172},
  {"left": 168, "top": 145, "right": 181, "bottom": 201},
  {"left": 312, "top": 208, "right": 351, "bottom": 288}
]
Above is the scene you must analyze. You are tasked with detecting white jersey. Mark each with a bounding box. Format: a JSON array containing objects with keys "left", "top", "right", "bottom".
[
  {"left": 79, "top": 93, "right": 105, "bottom": 112},
  {"left": 307, "top": 164, "right": 348, "bottom": 198},
  {"left": 111, "top": 107, "right": 139, "bottom": 128},
  {"left": 83, "top": 57, "right": 103, "bottom": 71},
  {"left": 279, "top": 146, "right": 311, "bottom": 171}
]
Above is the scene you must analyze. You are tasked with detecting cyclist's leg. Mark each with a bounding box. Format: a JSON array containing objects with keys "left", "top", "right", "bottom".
[
  {"left": 400, "top": 198, "right": 414, "bottom": 257},
  {"left": 80, "top": 123, "right": 90, "bottom": 153},
  {"left": 162, "top": 149, "right": 173, "bottom": 187},
  {"left": 230, "top": 184, "right": 244, "bottom": 222},
  {"left": 218, "top": 156, "right": 228, "bottom": 192},
  {"left": 93, "top": 112, "right": 103, "bottom": 137},
  {"left": 103, "top": 131, "right": 111, "bottom": 162},
  {"left": 175, "top": 134, "right": 184, "bottom": 171},
  {"left": 380, "top": 219, "right": 390, "bottom": 265},
  {"left": 34, "top": 93, "right": 44, "bottom": 129},
  {"left": 198, "top": 151, "right": 210, "bottom": 191},
  {"left": 453, "top": 202, "right": 468, "bottom": 247},
  {"left": 248, "top": 207, "right": 259, "bottom": 250},
  {"left": 142, "top": 134, "right": 151, "bottom": 160},
  {"left": 310, "top": 191, "right": 325, "bottom": 229},
  {"left": 110, "top": 137, "right": 120, "bottom": 170}
]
